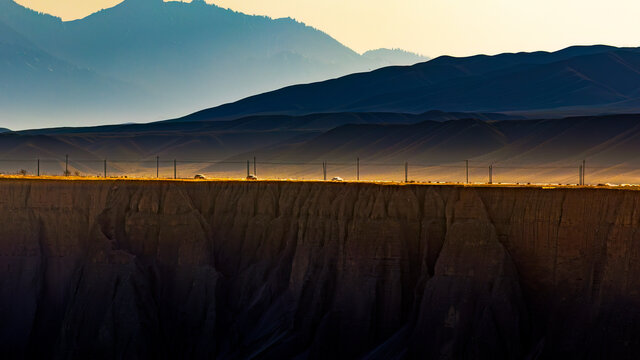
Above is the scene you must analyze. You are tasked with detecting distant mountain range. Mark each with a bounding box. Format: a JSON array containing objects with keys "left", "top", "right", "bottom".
[
  {"left": 5, "top": 0, "right": 640, "bottom": 132},
  {"left": 0, "top": 0, "right": 427, "bottom": 129},
  {"left": 185, "top": 45, "right": 640, "bottom": 121}
]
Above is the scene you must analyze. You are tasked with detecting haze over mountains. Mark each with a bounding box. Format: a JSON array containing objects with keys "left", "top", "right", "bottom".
[
  {"left": 0, "top": 17, "right": 142, "bottom": 125},
  {"left": 0, "top": 0, "right": 426, "bottom": 129},
  {"left": 4, "top": 0, "right": 640, "bottom": 131},
  {"left": 4, "top": 40, "right": 640, "bottom": 183}
]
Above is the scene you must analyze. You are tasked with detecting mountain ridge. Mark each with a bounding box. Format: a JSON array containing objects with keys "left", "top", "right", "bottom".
[{"left": 181, "top": 45, "right": 640, "bottom": 121}]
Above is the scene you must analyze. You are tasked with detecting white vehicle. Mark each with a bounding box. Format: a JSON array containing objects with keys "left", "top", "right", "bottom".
[
  {"left": 331, "top": 177, "right": 344, "bottom": 181},
  {"left": 194, "top": 174, "right": 206, "bottom": 179},
  {"left": 246, "top": 174, "right": 258, "bottom": 180}
]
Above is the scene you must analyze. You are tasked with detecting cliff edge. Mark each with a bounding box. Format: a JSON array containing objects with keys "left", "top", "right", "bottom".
[{"left": 1, "top": 179, "right": 639, "bottom": 359}]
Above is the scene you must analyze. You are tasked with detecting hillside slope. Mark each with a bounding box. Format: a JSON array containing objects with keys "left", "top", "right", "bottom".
[{"left": 186, "top": 45, "right": 640, "bottom": 120}]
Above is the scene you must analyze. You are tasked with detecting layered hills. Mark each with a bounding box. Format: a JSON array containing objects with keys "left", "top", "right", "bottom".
[
  {"left": 0, "top": 0, "right": 426, "bottom": 128},
  {"left": 2, "top": 179, "right": 640, "bottom": 358},
  {"left": 3, "top": 112, "right": 640, "bottom": 184},
  {"left": 0, "top": 111, "right": 517, "bottom": 163},
  {"left": 5, "top": 0, "right": 640, "bottom": 130}
]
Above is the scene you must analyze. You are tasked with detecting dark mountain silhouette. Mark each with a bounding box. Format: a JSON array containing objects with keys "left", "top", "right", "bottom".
[
  {"left": 4, "top": 111, "right": 518, "bottom": 163},
  {"left": 0, "top": 0, "right": 426, "bottom": 129},
  {"left": 184, "top": 45, "right": 640, "bottom": 121},
  {"left": 18, "top": 111, "right": 514, "bottom": 135},
  {"left": 239, "top": 114, "right": 640, "bottom": 165}
]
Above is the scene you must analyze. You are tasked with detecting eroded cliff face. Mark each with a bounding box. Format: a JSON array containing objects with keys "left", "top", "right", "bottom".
[{"left": 1, "top": 179, "right": 640, "bottom": 359}]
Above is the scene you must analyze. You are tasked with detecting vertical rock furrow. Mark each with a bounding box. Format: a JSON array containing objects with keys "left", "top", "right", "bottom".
[{"left": 409, "top": 189, "right": 527, "bottom": 359}]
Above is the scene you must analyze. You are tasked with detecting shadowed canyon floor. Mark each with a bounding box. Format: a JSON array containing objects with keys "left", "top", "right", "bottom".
[{"left": 1, "top": 179, "right": 640, "bottom": 359}]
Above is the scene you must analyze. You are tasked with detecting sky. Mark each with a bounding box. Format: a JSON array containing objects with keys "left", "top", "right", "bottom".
[{"left": 14, "top": 0, "right": 640, "bottom": 58}]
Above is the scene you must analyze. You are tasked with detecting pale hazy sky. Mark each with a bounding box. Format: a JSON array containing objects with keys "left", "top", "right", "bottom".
[{"left": 15, "top": 0, "right": 640, "bottom": 57}]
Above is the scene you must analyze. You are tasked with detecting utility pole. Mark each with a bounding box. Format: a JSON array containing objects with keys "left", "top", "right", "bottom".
[
  {"left": 65, "top": 154, "right": 68, "bottom": 176},
  {"left": 465, "top": 160, "right": 469, "bottom": 184},
  {"left": 156, "top": 156, "right": 159, "bottom": 178},
  {"left": 174, "top": 159, "right": 177, "bottom": 179},
  {"left": 582, "top": 160, "right": 586, "bottom": 186},
  {"left": 405, "top": 161, "right": 408, "bottom": 183},
  {"left": 489, "top": 164, "right": 493, "bottom": 184},
  {"left": 246, "top": 160, "right": 250, "bottom": 178},
  {"left": 253, "top": 156, "right": 257, "bottom": 177},
  {"left": 323, "top": 161, "right": 327, "bottom": 181},
  {"left": 357, "top": 157, "right": 360, "bottom": 181},
  {"left": 37, "top": 158, "right": 40, "bottom": 176},
  {"left": 104, "top": 159, "right": 107, "bottom": 178},
  {"left": 579, "top": 165, "right": 583, "bottom": 186}
]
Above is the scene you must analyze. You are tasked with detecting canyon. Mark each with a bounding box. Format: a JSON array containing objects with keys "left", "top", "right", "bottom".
[{"left": 1, "top": 179, "right": 640, "bottom": 359}]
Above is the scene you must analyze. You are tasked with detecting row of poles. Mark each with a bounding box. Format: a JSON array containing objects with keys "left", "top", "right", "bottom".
[
  {"left": 35, "top": 155, "right": 254, "bottom": 179},
  {"left": 33, "top": 155, "right": 589, "bottom": 184},
  {"left": 265, "top": 157, "right": 586, "bottom": 184},
  {"left": 35, "top": 155, "right": 169, "bottom": 179},
  {"left": 313, "top": 158, "right": 587, "bottom": 184}
]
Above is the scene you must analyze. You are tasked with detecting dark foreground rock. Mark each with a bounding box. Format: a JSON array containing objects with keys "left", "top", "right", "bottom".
[{"left": 1, "top": 179, "right": 639, "bottom": 359}]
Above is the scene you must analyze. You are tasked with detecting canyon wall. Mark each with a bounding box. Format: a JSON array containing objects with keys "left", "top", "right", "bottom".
[{"left": 1, "top": 179, "right": 640, "bottom": 359}]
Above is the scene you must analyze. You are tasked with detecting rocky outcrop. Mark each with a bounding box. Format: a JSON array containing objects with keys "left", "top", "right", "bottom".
[{"left": 1, "top": 179, "right": 640, "bottom": 359}]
